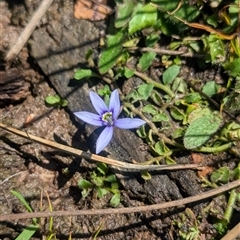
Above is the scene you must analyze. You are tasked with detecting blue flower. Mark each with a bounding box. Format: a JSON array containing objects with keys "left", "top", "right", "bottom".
[{"left": 74, "top": 89, "right": 146, "bottom": 154}]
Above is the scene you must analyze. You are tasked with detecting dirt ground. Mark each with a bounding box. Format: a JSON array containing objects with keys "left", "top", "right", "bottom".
[{"left": 0, "top": 0, "right": 239, "bottom": 239}]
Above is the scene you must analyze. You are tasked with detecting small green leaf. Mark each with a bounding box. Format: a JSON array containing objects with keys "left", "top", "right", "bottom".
[
  {"left": 104, "top": 174, "right": 117, "bottom": 183},
  {"left": 184, "top": 114, "right": 222, "bottom": 149},
  {"left": 232, "top": 163, "right": 240, "bottom": 180},
  {"left": 45, "top": 94, "right": 61, "bottom": 105},
  {"left": 145, "top": 34, "right": 159, "bottom": 47},
  {"left": 208, "top": 34, "right": 225, "bottom": 63},
  {"left": 97, "top": 162, "right": 108, "bottom": 175},
  {"left": 92, "top": 176, "right": 104, "bottom": 187},
  {"left": 74, "top": 69, "right": 93, "bottom": 80},
  {"left": 172, "top": 77, "right": 188, "bottom": 93},
  {"left": 136, "top": 125, "right": 147, "bottom": 138},
  {"left": 162, "top": 65, "right": 180, "bottom": 85},
  {"left": 184, "top": 92, "right": 202, "bottom": 104},
  {"left": 151, "top": 0, "right": 179, "bottom": 12},
  {"left": 81, "top": 189, "right": 89, "bottom": 198},
  {"left": 169, "top": 41, "right": 181, "bottom": 50},
  {"left": 152, "top": 140, "right": 170, "bottom": 155},
  {"left": 172, "top": 128, "right": 184, "bottom": 139},
  {"left": 98, "top": 85, "right": 111, "bottom": 96},
  {"left": 223, "top": 58, "right": 240, "bottom": 77},
  {"left": 210, "top": 167, "right": 230, "bottom": 183},
  {"left": 125, "top": 90, "right": 139, "bottom": 101},
  {"left": 96, "top": 187, "right": 109, "bottom": 198},
  {"left": 110, "top": 193, "right": 121, "bottom": 207},
  {"left": 129, "top": 3, "right": 158, "bottom": 35},
  {"left": 214, "top": 221, "right": 228, "bottom": 235},
  {"left": 206, "top": 15, "right": 218, "bottom": 28},
  {"left": 141, "top": 170, "right": 152, "bottom": 180},
  {"left": 137, "top": 83, "right": 154, "bottom": 100},
  {"left": 85, "top": 48, "right": 93, "bottom": 61},
  {"left": 165, "top": 156, "right": 176, "bottom": 165},
  {"left": 138, "top": 52, "right": 156, "bottom": 71},
  {"left": 111, "top": 182, "right": 120, "bottom": 189},
  {"left": 170, "top": 106, "right": 185, "bottom": 121},
  {"left": 61, "top": 99, "right": 68, "bottom": 107},
  {"left": 99, "top": 32, "right": 125, "bottom": 74},
  {"left": 151, "top": 90, "right": 163, "bottom": 106},
  {"left": 124, "top": 67, "right": 135, "bottom": 78},
  {"left": 123, "top": 37, "right": 140, "bottom": 47},
  {"left": 202, "top": 81, "right": 220, "bottom": 97},
  {"left": 152, "top": 113, "right": 169, "bottom": 122},
  {"left": 142, "top": 104, "right": 158, "bottom": 115},
  {"left": 115, "top": 0, "right": 135, "bottom": 28},
  {"left": 78, "top": 179, "right": 93, "bottom": 189}
]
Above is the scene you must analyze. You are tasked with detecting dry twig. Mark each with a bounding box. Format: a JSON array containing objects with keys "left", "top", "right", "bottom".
[
  {"left": 0, "top": 122, "right": 201, "bottom": 171},
  {"left": 5, "top": 0, "right": 54, "bottom": 66},
  {"left": 0, "top": 179, "right": 239, "bottom": 221}
]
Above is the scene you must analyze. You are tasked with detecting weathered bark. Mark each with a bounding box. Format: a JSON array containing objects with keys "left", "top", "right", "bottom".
[{"left": 0, "top": 68, "right": 30, "bottom": 102}]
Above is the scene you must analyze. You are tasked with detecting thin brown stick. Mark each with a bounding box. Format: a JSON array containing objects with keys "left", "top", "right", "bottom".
[
  {"left": 0, "top": 122, "right": 202, "bottom": 171},
  {"left": 5, "top": 0, "right": 54, "bottom": 66},
  {"left": 0, "top": 179, "right": 239, "bottom": 221}
]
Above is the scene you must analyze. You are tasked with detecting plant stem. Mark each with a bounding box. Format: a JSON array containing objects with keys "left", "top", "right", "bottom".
[
  {"left": 134, "top": 71, "right": 175, "bottom": 98},
  {"left": 224, "top": 189, "right": 237, "bottom": 224},
  {"left": 123, "top": 102, "right": 184, "bottom": 149},
  {"left": 197, "top": 143, "right": 233, "bottom": 153}
]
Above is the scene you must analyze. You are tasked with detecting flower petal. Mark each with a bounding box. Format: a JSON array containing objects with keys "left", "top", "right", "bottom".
[
  {"left": 114, "top": 118, "right": 146, "bottom": 129},
  {"left": 109, "top": 89, "right": 121, "bottom": 119},
  {"left": 96, "top": 126, "right": 113, "bottom": 154},
  {"left": 74, "top": 111, "right": 104, "bottom": 126},
  {"left": 89, "top": 91, "right": 108, "bottom": 115}
]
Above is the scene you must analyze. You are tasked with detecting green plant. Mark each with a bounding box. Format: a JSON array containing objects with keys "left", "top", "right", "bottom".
[
  {"left": 11, "top": 190, "right": 39, "bottom": 240},
  {"left": 72, "top": 0, "right": 240, "bottom": 159},
  {"left": 11, "top": 190, "right": 57, "bottom": 240},
  {"left": 45, "top": 94, "right": 68, "bottom": 107},
  {"left": 173, "top": 208, "right": 201, "bottom": 240},
  {"left": 201, "top": 163, "right": 240, "bottom": 236},
  {"left": 78, "top": 163, "right": 121, "bottom": 207}
]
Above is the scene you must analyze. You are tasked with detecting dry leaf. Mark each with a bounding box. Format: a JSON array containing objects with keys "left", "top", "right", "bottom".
[{"left": 74, "top": 0, "right": 112, "bottom": 21}]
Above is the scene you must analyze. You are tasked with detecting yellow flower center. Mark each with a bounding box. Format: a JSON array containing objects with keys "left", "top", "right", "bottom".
[{"left": 102, "top": 112, "right": 113, "bottom": 125}]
